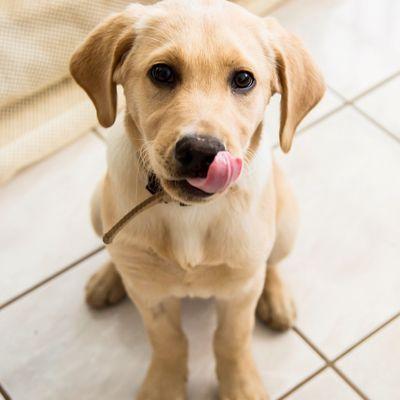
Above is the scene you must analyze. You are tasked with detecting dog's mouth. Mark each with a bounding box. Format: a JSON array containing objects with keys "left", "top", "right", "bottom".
[
  {"left": 145, "top": 171, "right": 211, "bottom": 202},
  {"left": 157, "top": 151, "right": 243, "bottom": 203},
  {"left": 165, "top": 179, "right": 214, "bottom": 200}
]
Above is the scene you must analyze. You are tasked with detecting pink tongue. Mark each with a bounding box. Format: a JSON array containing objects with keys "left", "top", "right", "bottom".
[{"left": 187, "top": 151, "right": 243, "bottom": 194}]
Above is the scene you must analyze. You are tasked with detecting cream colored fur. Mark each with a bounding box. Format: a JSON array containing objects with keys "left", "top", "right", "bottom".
[{"left": 70, "top": 1, "right": 325, "bottom": 399}]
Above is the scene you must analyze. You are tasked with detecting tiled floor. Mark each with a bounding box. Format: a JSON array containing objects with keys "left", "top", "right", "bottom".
[{"left": 1, "top": 0, "right": 400, "bottom": 399}]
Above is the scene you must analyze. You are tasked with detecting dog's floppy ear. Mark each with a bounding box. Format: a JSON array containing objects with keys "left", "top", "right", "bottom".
[
  {"left": 70, "top": 6, "right": 143, "bottom": 127},
  {"left": 266, "top": 17, "right": 325, "bottom": 153}
]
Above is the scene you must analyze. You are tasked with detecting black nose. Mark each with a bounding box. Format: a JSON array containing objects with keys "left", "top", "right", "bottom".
[{"left": 174, "top": 134, "right": 225, "bottom": 177}]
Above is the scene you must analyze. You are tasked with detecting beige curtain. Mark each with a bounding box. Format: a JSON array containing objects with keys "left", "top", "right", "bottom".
[
  {"left": 0, "top": 0, "right": 151, "bottom": 183},
  {"left": 0, "top": 0, "right": 281, "bottom": 184}
]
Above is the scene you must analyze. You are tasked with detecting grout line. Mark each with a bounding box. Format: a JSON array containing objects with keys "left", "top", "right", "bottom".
[
  {"left": 331, "top": 365, "right": 369, "bottom": 400},
  {"left": 272, "top": 103, "right": 349, "bottom": 151},
  {"left": 349, "top": 70, "right": 400, "bottom": 103},
  {"left": 326, "top": 85, "right": 350, "bottom": 103},
  {"left": 333, "top": 310, "right": 400, "bottom": 363},
  {"left": 327, "top": 69, "right": 400, "bottom": 105},
  {"left": 298, "top": 103, "right": 347, "bottom": 134},
  {"left": 277, "top": 365, "right": 328, "bottom": 400},
  {"left": 292, "top": 327, "right": 369, "bottom": 399},
  {"left": 272, "top": 76, "right": 400, "bottom": 151},
  {"left": 351, "top": 104, "right": 400, "bottom": 145},
  {"left": 292, "top": 327, "right": 329, "bottom": 362},
  {"left": 0, "top": 384, "right": 12, "bottom": 400},
  {"left": 0, "top": 246, "right": 104, "bottom": 311},
  {"left": 327, "top": 84, "right": 400, "bottom": 146}
]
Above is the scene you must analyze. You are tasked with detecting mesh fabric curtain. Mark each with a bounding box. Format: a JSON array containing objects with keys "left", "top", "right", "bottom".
[{"left": 0, "top": 0, "right": 149, "bottom": 183}]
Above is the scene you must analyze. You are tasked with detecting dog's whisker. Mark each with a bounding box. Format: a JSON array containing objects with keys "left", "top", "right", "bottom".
[{"left": 137, "top": 140, "right": 155, "bottom": 171}]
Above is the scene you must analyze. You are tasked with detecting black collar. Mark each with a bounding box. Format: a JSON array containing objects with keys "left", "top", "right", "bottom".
[
  {"left": 146, "top": 172, "right": 163, "bottom": 195},
  {"left": 146, "top": 172, "right": 188, "bottom": 207}
]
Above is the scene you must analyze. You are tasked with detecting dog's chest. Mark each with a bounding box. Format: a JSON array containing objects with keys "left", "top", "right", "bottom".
[
  {"left": 158, "top": 204, "right": 219, "bottom": 270},
  {"left": 171, "top": 225, "right": 204, "bottom": 269}
]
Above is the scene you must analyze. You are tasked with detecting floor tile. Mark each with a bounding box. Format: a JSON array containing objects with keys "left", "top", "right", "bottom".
[
  {"left": 264, "top": 89, "right": 343, "bottom": 147},
  {"left": 356, "top": 75, "right": 400, "bottom": 140},
  {"left": 0, "top": 251, "right": 149, "bottom": 400},
  {"left": 252, "top": 323, "right": 323, "bottom": 399},
  {"left": 337, "top": 317, "right": 400, "bottom": 400},
  {"left": 286, "top": 368, "right": 357, "bottom": 400},
  {"left": 0, "top": 133, "right": 106, "bottom": 305},
  {"left": 275, "top": 106, "right": 400, "bottom": 359},
  {"left": 300, "top": 89, "right": 344, "bottom": 129},
  {"left": 272, "top": 0, "right": 400, "bottom": 99},
  {"left": 0, "top": 251, "right": 322, "bottom": 400}
]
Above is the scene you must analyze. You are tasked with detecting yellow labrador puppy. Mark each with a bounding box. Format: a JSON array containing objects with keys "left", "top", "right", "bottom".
[{"left": 70, "top": 0, "right": 324, "bottom": 398}]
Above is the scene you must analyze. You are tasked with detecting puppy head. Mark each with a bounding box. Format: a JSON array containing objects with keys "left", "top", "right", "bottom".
[{"left": 70, "top": 0, "right": 325, "bottom": 204}]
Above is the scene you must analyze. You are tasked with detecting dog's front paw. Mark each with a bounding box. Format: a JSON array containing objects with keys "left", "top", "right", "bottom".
[
  {"left": 85, "top": 261, "right": 126, "bottom": 309},
  {"left": 217, "top": 359, "right": 269, "bottom": 400},
  {"left": 136, "top": 359, "right": 187, "bottom": 400}
]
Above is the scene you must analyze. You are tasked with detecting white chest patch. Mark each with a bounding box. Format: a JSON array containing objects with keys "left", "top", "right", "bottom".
[{"left": 160, "top": 203, "right": 215, "bottom": 269}]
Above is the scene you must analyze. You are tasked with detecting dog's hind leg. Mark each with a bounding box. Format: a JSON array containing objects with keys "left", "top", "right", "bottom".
[
  {"left": 256, "top": 162, "right": 298, "bottom": 331},
  {"left": 86, "top": 179, "right": 127, "bottom": 308}
]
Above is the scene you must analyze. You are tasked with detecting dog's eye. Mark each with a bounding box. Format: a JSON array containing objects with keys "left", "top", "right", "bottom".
[
  {"left": 149, "top": 64, "right": 176, "bottom": 85},
  {"left": 231, "top": 71, "right": 255, "bottom": 92}
]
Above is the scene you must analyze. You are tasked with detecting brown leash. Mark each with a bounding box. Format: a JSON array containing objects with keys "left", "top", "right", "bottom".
[{"left": 103, "top": 191, "right": 167, "bottom": 245}]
